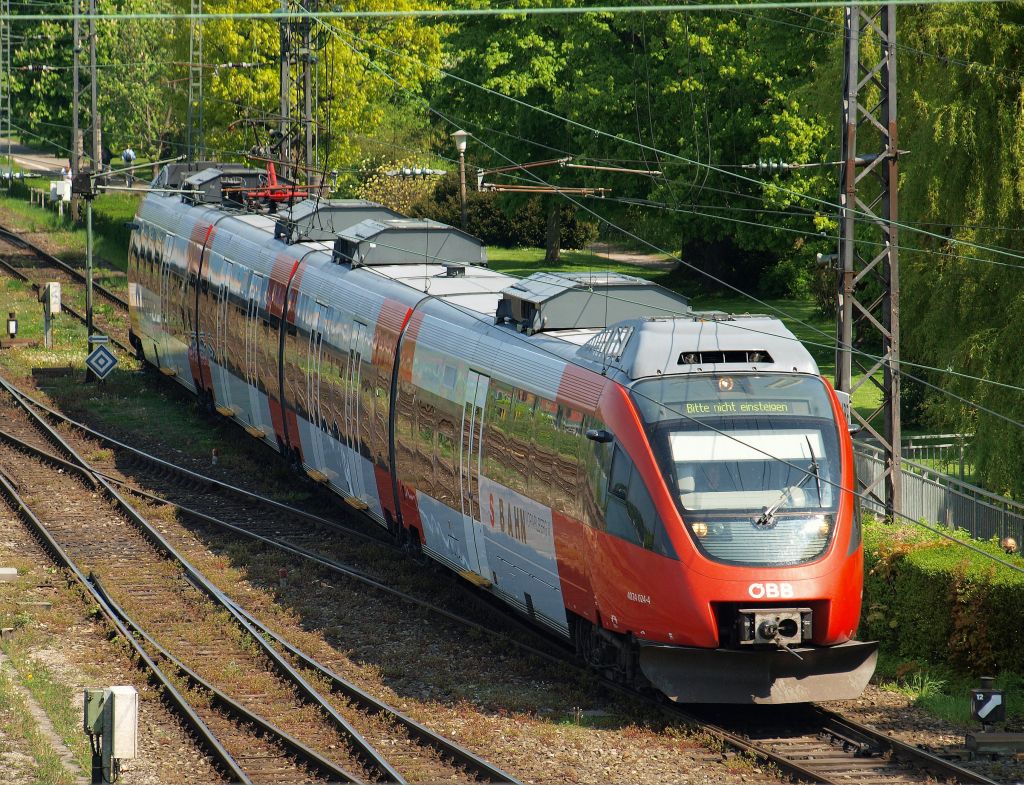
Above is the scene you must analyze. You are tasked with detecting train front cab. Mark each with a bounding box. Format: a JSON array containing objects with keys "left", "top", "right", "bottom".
[{"left": 582, "top": 370, "right": 877, "bottom": 704}]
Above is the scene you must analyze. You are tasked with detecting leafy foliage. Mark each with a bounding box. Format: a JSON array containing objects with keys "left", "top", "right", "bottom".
[
  {"left": 893, "top": 3, "right": 1024, "bottom": 495},
  {"left": 862, "top": 518, "right": 1024, "bottom": 674},
  {"left": 432, "top": 5, "right": 836, "bottom": 288},
  {"left": 413, "top": 176, "right": 597, "bottom": 249}
]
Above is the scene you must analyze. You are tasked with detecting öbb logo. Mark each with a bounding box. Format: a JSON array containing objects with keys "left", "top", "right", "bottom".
[{"left": 747, "top": 582, "right": 794, "bottom": 599}]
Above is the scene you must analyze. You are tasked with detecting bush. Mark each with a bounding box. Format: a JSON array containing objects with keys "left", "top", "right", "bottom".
[
  {"left": 413, "top": 176, "right": 598, "bottom": 249},
  {"left": 862, "top": 518, "right": 1024, "bottom": 674}
]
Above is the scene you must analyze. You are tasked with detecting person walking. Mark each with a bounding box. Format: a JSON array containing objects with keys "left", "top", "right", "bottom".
[{"left": 121, "top": 146, "right": 136, "bottom": 186}]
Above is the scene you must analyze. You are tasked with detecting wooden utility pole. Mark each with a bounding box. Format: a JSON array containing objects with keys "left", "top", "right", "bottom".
[{"left": 836, "top": 4, "right": 902, "bottom": 518}]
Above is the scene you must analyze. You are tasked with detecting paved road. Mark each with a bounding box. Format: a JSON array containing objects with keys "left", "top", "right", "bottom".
[
  {"left": 586, "top": 240, "right": 678, "bottom": 270},
  {"left": 0, "top": 138, "right": 67, "bottom": 176}
]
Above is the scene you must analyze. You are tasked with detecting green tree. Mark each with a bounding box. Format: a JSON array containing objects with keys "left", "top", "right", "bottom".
[
  {"left": 434, "top": 6, "right": 835, "bottom": 282},
  {"left": 893, "top": 3, "right": 1024, "bottom": 495}
]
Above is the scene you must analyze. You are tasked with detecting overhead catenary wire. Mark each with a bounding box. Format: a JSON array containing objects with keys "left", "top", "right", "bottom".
[
  {"left": 327, "top": 22, "right": 1024, "bottom": 271},
  {"left": 313, "top": 13, "right": 1024, "bottom": 415},
  {"left": 357, "top": 233, "right": 1024, "bottom": 578},
  {"left": 14, "top": 0, "right": 1024, "bottom": 521},
  {"left": 0, "top": 0, "right": 1012, "bottom": 23},
  {"left": 13, "top": 10, "right": 1016, "bottom": 421}
]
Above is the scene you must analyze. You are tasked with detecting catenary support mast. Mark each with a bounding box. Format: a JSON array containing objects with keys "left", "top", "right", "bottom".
[{"left": 836, "top": 4, "right": 901, "bottom": 518}]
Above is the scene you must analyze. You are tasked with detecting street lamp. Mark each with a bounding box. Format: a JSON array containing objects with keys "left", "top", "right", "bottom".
[{"left": 451, "top": 130, "right": 470, "bottom": 230}]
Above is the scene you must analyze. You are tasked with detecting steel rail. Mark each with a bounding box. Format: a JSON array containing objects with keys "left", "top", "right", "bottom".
[
  {"left": 227, "top": 599, "right": 523, "bottom": 784},
  {"left": 0, "top": 374, "right": 409, "bottom": 784},
  {"left": 95, "top": 469, "right": 572, "bottom": 671},
  {"left": 3, "top": 374, "right": 997, "bottom": 784},
  {"left": 8, "top": 383, "right": 387, "bottom": 545},
  {"left": 0, "top": 390, "right": 932, "bottom": 784},
  {"left": 0, "top": 410, "right": 817, "bottom": 782},
  {"left": 0, "top": 417, "right": 366, "bottom": 783},
  {"left": 0, "top": 385, "right": 569, "bottom": 669},
  {"left": 0, "top": 224, "right": 129, "bottom": 309},
  {"left": 0, "top": 467, "right": 252, "bottom": 785},
  {"left": 0, "top": 250, "right": 132, "bottom": 354},
  {"left": 89, "top": 577, "right": 365, "bottom": 785},
  {"left": 813, "top": 706, "right": 998, "bottom": 785}
]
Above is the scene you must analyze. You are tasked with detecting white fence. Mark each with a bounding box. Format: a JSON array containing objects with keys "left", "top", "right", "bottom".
[{"left": 853, "top": 441, "right": 1024, "bottom": 543}]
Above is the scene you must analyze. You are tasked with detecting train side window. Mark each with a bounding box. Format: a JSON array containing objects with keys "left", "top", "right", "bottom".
[
  {"left": 604, "top": 448, "right": 678, "bottom": 558},
  {"left": 580, "top": 415, "right": 612, "bottom": 529},
  {"left": 609, "top": 446, "right": 631, "bottom": 499},
  {"left": 625, "top": 472, "right": 677, "bottom": 558}
]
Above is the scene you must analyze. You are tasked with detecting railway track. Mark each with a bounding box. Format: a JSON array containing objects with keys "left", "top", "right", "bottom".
[
  {"left": 0, "top": 377, "right": 520, "bottom": 784},
  {"left": 0, "top": 222, "right": 132, "bottom": 352},
  {"left": 680, "top": 703, "right": 998, "bottom": 785},
  {"left": 2, "top": 381, "right": 568, "bottom": 659},
  {"left": 0, "top": 375, "right": 1003, "bottom": 785},
  {"left": 0, "top": 215, "right": 1005, "bottom": 783}
]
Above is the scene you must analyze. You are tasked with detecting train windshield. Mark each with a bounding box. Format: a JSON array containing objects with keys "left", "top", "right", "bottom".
[{"left": 631, "top": 374, "right": 842, "bottom": 567}]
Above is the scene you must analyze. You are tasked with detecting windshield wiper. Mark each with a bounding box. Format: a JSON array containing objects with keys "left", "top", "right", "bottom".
[
  {"left": 805, "top": 434, "right": 822, "bottom": 504},
  {"left": 754, "top": 439, "right": 821, "bottom": 528}
]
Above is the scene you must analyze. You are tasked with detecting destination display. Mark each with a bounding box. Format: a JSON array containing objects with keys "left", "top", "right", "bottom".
[{"left": 681, "top": 399, "right": 808, "bottom": 416}]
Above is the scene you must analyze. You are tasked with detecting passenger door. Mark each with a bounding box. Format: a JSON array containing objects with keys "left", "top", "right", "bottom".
[
  {"left": 212, "top": 258, "right": 233, "bottom": 413},
  {"left": 459, "top": 370, "right": 491, "bottom": 578},
  {"left": 243, "top": 272, "right": 265, "bottom": 429},
  {"left": 305, "top": 303, "right": 330, "bottom": 473},
  {"left": 341, "top": 320, "right": 371, "bottom": 504}
]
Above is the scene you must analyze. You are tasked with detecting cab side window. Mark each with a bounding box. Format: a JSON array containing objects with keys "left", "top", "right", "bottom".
[{"left": 605, "top": 447, "right": 677, "bottom": 559}]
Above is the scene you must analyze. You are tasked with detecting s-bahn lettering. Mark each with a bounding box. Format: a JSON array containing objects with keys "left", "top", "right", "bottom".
[
  {"left": 748, "top": 582, "right": 794, "bottom": 599},
  {"left": 491, "top": 495, "right": 529, "bottom": 544},
  {"left": 479, "top": 476, "right": 552, "bottom": 547}
]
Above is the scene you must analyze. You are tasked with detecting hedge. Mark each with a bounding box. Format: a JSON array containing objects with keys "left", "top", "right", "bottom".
[
  {"left": 861, "top": 518, "right": 1024, "bottom": 674},
  {"left": 412, "top": 176, "right": 598, "bottom": 250}
]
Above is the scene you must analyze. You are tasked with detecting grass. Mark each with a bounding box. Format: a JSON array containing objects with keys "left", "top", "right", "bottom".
[
  {"left": 489, "top": 246, "right": 674, "bottom": 281},
  {"left": 0, "top": 558, "right": 92, "bottom": 781},
  {"left": 0, "top": 186, "right": 139, "bottom": 273},
  {"left": 0, "top": 653, "right": 91, "bottom": 779},
  {"left": 0, "top": 661, "right": 81, "bottom": 784},
  {"left": 874, "top": 653, "right": 1024, "bottom": 728}
]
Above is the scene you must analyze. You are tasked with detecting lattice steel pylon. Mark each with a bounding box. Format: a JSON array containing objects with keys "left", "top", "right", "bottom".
[
  {"left": 186, "top": 0, "right": 205, "bottom": 160},
  {"left": 836, "top": 4, "right": 901, "bottom": 518},
  {"left": 278, "top": 0, "right": 317, "bottom": 184}
]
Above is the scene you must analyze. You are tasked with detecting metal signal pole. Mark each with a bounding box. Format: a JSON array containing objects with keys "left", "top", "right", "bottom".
[
  {"left": 278, "top": 0, "right": 292, "bottom": 181},
  {"left": 72, "top": 0, "right": 81, "bottom": 174},
  {"left": 836, "top": 4, "right": 901, "bottom": 518},
  {"left": 89, "top": 0, "right": 100, "bottom": 173},
  {"left": 1, "top": 0, "right": 11, "bottom": 182},
  {"left": 302, "top": 13, "right": 313, "bottom": 180}
]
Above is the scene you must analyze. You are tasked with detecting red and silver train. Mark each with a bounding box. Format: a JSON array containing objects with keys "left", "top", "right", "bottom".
[{"left": 128, "top": 162, "right": 876, "bottom": 703}]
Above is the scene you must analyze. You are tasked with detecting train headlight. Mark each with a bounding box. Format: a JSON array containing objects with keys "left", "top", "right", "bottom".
[
  {"left": 717, "top": 376, "right": 734, "bottom": 392},
  {"left": 691, "top": 522, "right": 708, "bottom": 538}
]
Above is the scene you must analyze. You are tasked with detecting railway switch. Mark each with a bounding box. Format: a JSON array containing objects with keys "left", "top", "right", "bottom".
[{"left": 83, "top": 685, "right": 138, "bottom": 783}]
